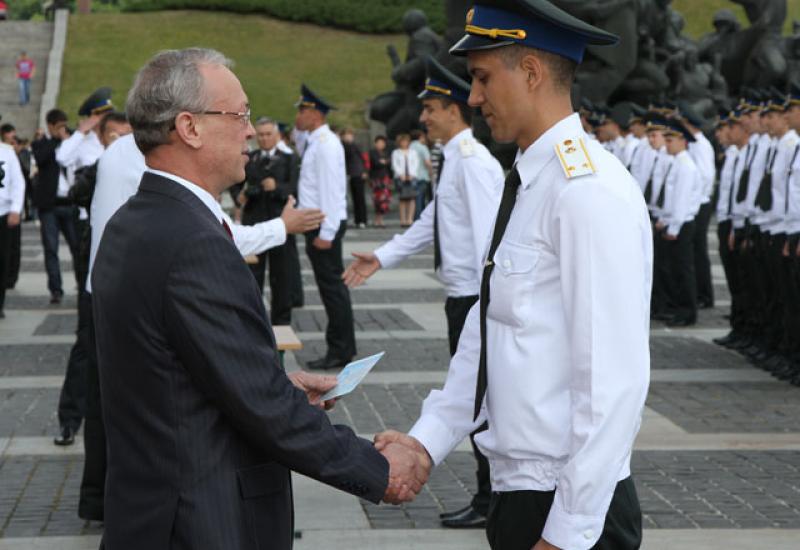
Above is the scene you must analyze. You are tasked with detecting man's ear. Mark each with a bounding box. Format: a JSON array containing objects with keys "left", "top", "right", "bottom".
[
  {"left": 173, "top": 112, "right": 203, "bottom": 150},
  {"left": 520, "top": 53, "right": 544, "bottom": 91}
]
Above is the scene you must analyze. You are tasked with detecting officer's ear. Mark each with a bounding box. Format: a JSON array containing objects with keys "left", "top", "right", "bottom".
[
  {"left": 173, "top": 111, "right": 203, "bottom": 150},
  {"left": 519, "top": 52, "right": 544, "bottom": 92}
]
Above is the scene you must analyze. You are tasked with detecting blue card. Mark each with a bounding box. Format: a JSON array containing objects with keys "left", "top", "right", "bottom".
[{"left": 320, "top": 352, "right": 385, "bottom": 401}]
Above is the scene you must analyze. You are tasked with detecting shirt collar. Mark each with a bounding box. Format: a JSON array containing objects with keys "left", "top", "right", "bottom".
[
  {"left": 517, "top": 113, "right": 583, "bottom": 189},
  {"left": 442, "top": 127, "right": 474, "bottom": 158},
  {"left": 146, "top": 169, "right": 224, "bottom": 223}
]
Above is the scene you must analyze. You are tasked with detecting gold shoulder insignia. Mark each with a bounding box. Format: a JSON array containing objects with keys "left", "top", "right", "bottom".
[
  {"left": 459, "top": 138, "right": 476, "bottom": 157},
  {"left": 554, "top": 138, "right": 596, "bottom": 179}
]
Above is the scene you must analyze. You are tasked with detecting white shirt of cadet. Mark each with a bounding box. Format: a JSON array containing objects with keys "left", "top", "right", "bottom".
[
  {"left": 688, "top": 132, "right": 716, "bottom": 204},
  {"left": 731, "top": 133, "right": 771, "bottom": 227},
  {"left": 659, "top": 150, "right": 701, "bottom": 237},
  {"left": 0, "top": 143, "right": 26, "bottom": 216},
  {"left": 87, "top": 134, "right": 286, "bottom": 293},
  {"left": 408, "top": 113, "right": 651, "bottom": 550},
  {"left": 647, "top": 147, "right": 673, "bottom": 218},
  {"left": 297, "top": 124, "right": 347, "bottom": 241},
  {"left": 716, "top": 145, "right": 740, "bottom": 223},
  {"left": 629, "top": 138, "right": 657, "bottom": 192},
  {"left": 786, "top": 142, "right": 800, "bottom": 234},
  {"left": 374, "top": 128, "right": 504, "bottom": 297},
  {"left": 760, "top": 129, "right": 799, "bottom": 233}
]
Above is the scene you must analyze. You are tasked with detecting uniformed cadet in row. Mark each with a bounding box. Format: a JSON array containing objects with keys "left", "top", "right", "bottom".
[
  {"left": 294, "top": 84, "right": 357, "bottom": 370},
  {"left": 655, "top": 118, "right": 702, "bottom": 327},
  {"left": 624, "top": 103, "right": 649, "bottom": 173},
  {"left": 342, "top": 56, "right": 504, "bottom": 528},
  {"left": 714, "top": 111, "right": 740, "bottom": 336},
  {"left": 782, "top": 87, "right": 800, "bottom": 385},
  {"left": 0, "top": 120, "right": 26, "bottom": 319},
  {"left": 593, "top": 104, "right": 627, "bottom": 161},
  {"left": 676, "top": 102, "right": 716, "bottom": 309},
  {"left": 374, "top": 1, "right": 650, "bottom": 549}
]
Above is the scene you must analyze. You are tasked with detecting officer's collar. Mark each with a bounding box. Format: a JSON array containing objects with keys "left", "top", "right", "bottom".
[{"left": 516, "top": 113, "right": 583, "bottom": 189}]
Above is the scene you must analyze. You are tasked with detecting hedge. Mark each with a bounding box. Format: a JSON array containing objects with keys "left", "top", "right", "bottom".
[{"left": 120, "top": 0, "right": 447, "bottom": 34}]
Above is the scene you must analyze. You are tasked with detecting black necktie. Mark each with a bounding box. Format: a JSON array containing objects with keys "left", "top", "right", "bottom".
[
  {"left": 656, "top": 163, "right": 672, "bottom": 209},
  {"left": 736, "top": 144, "right": 756, "bottom": 203},
  {"left": 474, "top": 167, "right": 522, "bottom": 421},
  {"left": 727, "top": 155, "right": 740, "bottom": 217},
  {"left": 755, "top": 146, "right": 777, "bottom": 211},
  {"left": 643, "top": 157, "right": 659, "bottom": 204},
  {"left": 433, "top": 152, "right": 445, "bottom": 270},
  {"left": 786, "top": 145, "right": 800, "bottom": 214},
  {"left": 626, "top": 143, "right": 639, "bottom": 171}
]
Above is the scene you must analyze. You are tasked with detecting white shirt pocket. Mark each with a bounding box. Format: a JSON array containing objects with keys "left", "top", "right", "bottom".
[{"left": 487, "top": 240, "right": 540, "bottom": 328}]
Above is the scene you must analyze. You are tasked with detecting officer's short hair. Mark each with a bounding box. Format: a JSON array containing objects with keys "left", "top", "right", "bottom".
[
  {"left": 126, "top": 48, "right": 233, "bottom": 154},
  {"left": 435, "top": 97, "right": 473, "bottom": 126},
  {"left": 496, "top": 45, "right": 577, "bottom": 93},
  {"left": 46, "top": 109, "right": 68, "bottom": 126},
  {"left": 99, "top": 111, "right": 128, "bottom": 135},
  {"left": 0, "top": 123, "right": 15, "bottom": 136}
]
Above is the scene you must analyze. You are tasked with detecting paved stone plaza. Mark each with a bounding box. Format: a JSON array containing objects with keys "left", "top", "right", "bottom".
[{"left": 1, "top": 220, "right": 799, "bottom": 550}]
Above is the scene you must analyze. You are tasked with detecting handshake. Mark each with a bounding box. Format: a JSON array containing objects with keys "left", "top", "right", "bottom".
[{"left": 375, "top": 430, "right": 433, "bottom": 505}]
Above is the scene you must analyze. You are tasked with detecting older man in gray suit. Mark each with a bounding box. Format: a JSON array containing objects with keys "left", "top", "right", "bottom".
[{"left": 91, "top": 48, "right": 431, "bottom": 549}]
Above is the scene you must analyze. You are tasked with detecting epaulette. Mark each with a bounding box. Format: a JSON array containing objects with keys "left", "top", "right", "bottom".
[
  {"left": 554, "top": 137, "right": 596, "bottom": 179},
  {"left": 459, "top": 137, "right": 476, "bottom": 158},
  {"left": 318, "top": 133, "right": 329, "bottom": 143}
]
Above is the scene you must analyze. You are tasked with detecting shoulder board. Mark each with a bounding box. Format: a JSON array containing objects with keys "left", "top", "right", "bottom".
[
  {"left": 318, "top": 133, "right": 329, "bottom": 143},
  {"left": 0, "top": 143, "right": 13, "bottom": 151},
  {"left": 554, "top": 138, "right": 596, "bottom": 179},
  {"left": 784, "top": 135, "right": 799, "bottom": 150},
  {"left": 459, "top": 138, "right": 476, "bottom": 158}
]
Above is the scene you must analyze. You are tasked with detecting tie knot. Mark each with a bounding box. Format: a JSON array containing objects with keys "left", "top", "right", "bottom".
[{"left": 506, "top": 167, "right": 522, "bottom": 189}]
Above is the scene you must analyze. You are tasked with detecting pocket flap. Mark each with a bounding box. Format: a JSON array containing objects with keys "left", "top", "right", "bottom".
[
  {"left": 493, "top": 242, "right": 539, "bottom": 276},
  {"left": 237, "top": 462, "right": 289, "bottom": 499}
]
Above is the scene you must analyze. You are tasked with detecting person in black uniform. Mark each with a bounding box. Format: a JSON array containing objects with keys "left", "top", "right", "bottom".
[{"left": 240, "top": 117, "right": 303, "bottom": 324}]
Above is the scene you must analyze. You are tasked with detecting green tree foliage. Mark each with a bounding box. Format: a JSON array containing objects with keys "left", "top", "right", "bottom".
[{"left": 121, "top": 0, "right": 447, "bottom": 33}]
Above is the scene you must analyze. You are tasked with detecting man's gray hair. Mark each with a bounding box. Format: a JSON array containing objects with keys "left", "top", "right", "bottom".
[
  {"left": 126, "top": 48, "right": 233, "bottom": 153},
  {"left": 254, "top": 116, "right": 277, "bottom": 128}
]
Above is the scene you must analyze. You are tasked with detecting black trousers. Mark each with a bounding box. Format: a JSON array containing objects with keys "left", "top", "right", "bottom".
[
  {"left": 693, "top": 202, "right": 714, "bottom": 306},
  {"left": 787, "top": 234, "right": 800, "bottom": 357},
  {"left": 763, "top": 233, "right": 786, "bottom": 353},
  {"left": 664, "top": 221, "right": 697, "bottom": 322},
  {"left": 0, "top": 215, "right": 11, "bottom": 311},
  {"left": 57, "top": 290, "right": 91, "bottom": 431},
  {"left": 38, "top": 205, "right": 79, "bottom": 294},
  {"left": 651, "top": 226, "right": 672, "bottom": 316},
  {"left": 445, "top": 295, "right": 490, "bottom": 515},
  {"left": 486, "top": 477, "right": 642, "bottom": 550},
  {"left": 717, "top": 220, "right": 740, "bottom": 331},
  {"left": 79, "top": 292, "right": 105, "bottom": 521},
  {"left": 249, "top": 235, "right": 303, "bottom": 325},
  {"left": 305, "top": 221, "right": 356, "bottom": 361},
  {"left": 348, "top": 176, "right": 368, "bottom": 226},
  {"left": 6, "top": 223, "right": 20, "bottom": 288}
]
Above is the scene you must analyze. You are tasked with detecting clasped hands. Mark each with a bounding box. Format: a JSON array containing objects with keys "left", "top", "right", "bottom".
[{"left": 374, "top": 430, "right": 432, "bottom": 505}]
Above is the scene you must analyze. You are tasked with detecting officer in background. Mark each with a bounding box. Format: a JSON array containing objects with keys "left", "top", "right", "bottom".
[
  {"left": 343, "top": 57, "right": 504, "bottom": 528},
  {"left": 0, "top": 123, "right": 25, "bottom": 319},
  {"left": 375, "top": 1, "right": 650, "bottom": 548},
  {"left": 295, "top": 85, "right": 356, "bottom": 370},
  {"left": 240, "top": 117, "right": 303, "bottom": 324},
  {"left": 781, "top": 86, "right": 800, "bottom": 385}
]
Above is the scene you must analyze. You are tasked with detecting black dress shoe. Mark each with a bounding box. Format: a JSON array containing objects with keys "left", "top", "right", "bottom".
[
  {"left": 54, "top": 426, "right": 75, "bottom": 446},
  {"left": 307, "top": 357, "right": 350, "bottom": 370},
  {"left": 439, "top": 504, "right": 472, "bottom": 520},
  {"left": 50, "top": 291, "right": 63, "bottom": 305},
  {"left": 741, "top": 345, "right": 762, "bottom": 358},
  {"left": 666, "top": 317, "right": 695, "bottom": 328},
  {"left": 712, "top": 332, "right": 737, "bottom": 346},
  {"left": 728, "top": 337, "right": 752, "bottom": 351},
  {"left": 441, "top": 506, "right": 486, "bottom": 529}
]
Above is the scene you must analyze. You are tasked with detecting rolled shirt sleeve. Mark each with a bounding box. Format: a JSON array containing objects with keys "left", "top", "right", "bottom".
[{"left": 541, "top": 182, "right": 650, "bottom": 550}]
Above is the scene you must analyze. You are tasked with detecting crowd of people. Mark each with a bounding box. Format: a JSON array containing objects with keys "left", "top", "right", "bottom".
[{"left": 581, "top": 90, "right": 800, "bottom": 386}]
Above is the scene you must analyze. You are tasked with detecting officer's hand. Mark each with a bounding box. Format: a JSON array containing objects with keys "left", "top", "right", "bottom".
[
  {"left": 261, "top": 177, "right": 277, "bottom": 192},
  {"left": 654, "top": 222, "right": 665, "bottom": 232},
  {"left": 374, "top": 430, "right": 428, "bottom": 456},
  {"left": 796, "top": 240, "right": 800, "bottom": 257},
  {"left": 783, "top": 240, "right": 790, "bottom": 257},
  {"left": 342, "top": 252, "right": 381, "bottom": 287},
  {"left": 531, "top": 539, "right": 561, "bottom": 550},
  {"left": 312, "top": 237, "right": 333, "bottom": 250},
  {"left": 281, "top": 196, "right": 325, "bottom": 234},
  {"left": 77, "top": 114, "right": 103, "bottom": 135},
  {"left": 663, "top": 233, "right": 677, "bottom": 241},
  {"left": 728, "top": 231, "right": 735, "bottom": 252},
  {"left": 7, "top": 213, "right": 20, "bottom": 228}
]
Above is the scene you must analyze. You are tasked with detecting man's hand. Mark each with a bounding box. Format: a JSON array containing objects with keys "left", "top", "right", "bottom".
[
  {"left": 663, "top": 233, "right": 677, "bottom": 241},
  {"left": 374, "top": 430, "right": 427, "bottom": 455},
  {"left": 342, "top": 252, "right": 381, "bottom": 287},
  {"left": 728, "top": 230, "right": 735, "bottom": 252},
  {"left": 77, "top": 114, "right": 103, "bottom": 135},
  {"left": 532, "top": 539, "right": 561, "bottom": 550},
  {"left": 287, "top": 371, "right": 337, "bottom": 410},
  {"left": 261, "top": 177, "right": 277, "bottom": 192},
  {"left": 280, "top": 196, "right": 325, "bottom": 234},
  {"left": 654, "top": 222, "right": 665, "bottom": 232},
  {"left": 7, "top": 213, "right": 20, "bottom": 228},
  {"left": 380, "top": 441, "right": 432, "bottom": 505},
  {"left": 312, "top": 236, "right": 333, "bottom": 250}
]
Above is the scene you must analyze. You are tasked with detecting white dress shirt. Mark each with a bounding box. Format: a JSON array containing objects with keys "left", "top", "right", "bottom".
[
  {"left": 0, "top": 143, "right": 25, "bottom": 216},
  {"left": 409, "top": 113, "right": 651, "bottom": 550},
  {"left": 761, "top": 130, "right": 799, "bottom": 233},
  {"left": 87, "top": 134, "right": 286, "bottom": 293},
  {"left": 629, "top": 140, "right": 658, "bottom": 193},
  {"left": 716, "top": 145, "right": 740, "bottom": 223},
  {"left": 786, "top": 144, "right": 800, "bottom": 235},
  {"left": 297, "top": 124, "right": 347, "bottom": 241},
  {"left": 390, "top": 148, "right": 420, "bottom": 181},
  {"left": 731, "top": 133, "right": 770, "bottom": 228},
  {"left": 604, "top": 135, "right": 626, "bottom": 163},
  {"left": 659, "top": 151, "right": 701, "bottom": 237},
  {"left": 622, "top": 134, "right": 642, "bottom": 169},
  {"left": 647, "top": 148, "right": 672, "bottom": 218},
  {"left": 688, "top": 132, "right": 716, "bottom": 204},
  {"left": 374, "top": 128, "right": 504, "bottom": 297}
]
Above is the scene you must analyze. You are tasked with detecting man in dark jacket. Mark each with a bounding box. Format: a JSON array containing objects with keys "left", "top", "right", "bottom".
[{"left": 240, "top": 117, "right": 303, "bottom": 324}]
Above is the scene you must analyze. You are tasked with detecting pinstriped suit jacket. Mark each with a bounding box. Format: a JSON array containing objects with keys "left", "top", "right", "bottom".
[{"left": 92, "top": 173, "right": 388, "bottom": 550}]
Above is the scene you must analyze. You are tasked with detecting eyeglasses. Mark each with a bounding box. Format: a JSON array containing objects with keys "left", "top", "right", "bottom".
[{"left": 196, "top": 108, "right": 252, "bottom": 126}]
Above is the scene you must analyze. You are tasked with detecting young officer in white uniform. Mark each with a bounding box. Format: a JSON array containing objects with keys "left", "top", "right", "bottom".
[
  {"left": 343, "top": 57, "right": 504, "bottom": 528},
  {"left": 374, "top": 2, "right": 651, "bottom": 549}
]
